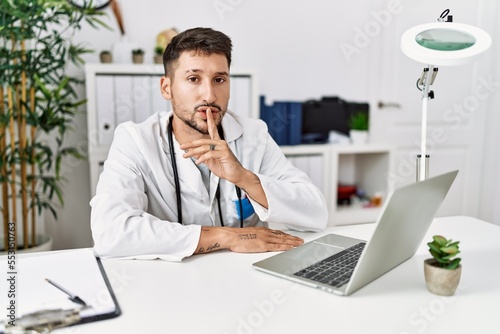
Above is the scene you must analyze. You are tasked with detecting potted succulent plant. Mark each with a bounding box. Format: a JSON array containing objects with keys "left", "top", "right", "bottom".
[
  {"left": 100, "top": 50, "right": 113, "bottom": 63},
  {"left": 424, "top": 235, "right": 462, "bottom": 296},
  {"left": 349, "top": 111, "right": 369, "bottom": 144},
  {"left": 153, "top": 45, "right": 164, "bottom": 64},
  {"left": 132, "top": 48, "right": 145, "bottom": 64},
  {"left": 0, "top": 0, "right": 105, "bottom": 251}
]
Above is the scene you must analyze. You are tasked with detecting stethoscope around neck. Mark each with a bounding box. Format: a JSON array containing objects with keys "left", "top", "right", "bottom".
[{"left": 167, "top": 116, "right": 244, "bottom": 228}]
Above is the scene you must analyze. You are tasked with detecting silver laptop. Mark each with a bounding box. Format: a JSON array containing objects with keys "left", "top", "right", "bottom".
[{"left": 253, "top": 170, "right": 458, "bottom": 296}]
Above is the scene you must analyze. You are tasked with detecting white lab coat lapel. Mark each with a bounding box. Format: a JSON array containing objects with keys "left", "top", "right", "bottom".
[{"left": 172, "top": 136, "right": 208, "bottom": 197}]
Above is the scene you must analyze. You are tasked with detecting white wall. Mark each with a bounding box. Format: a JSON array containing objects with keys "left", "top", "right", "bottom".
[
  {"left": 479, "top": 0, "right": 500, "bottom": 225},
  {"left": 48, "top": 0, "right": 500, "bottom": 250}
]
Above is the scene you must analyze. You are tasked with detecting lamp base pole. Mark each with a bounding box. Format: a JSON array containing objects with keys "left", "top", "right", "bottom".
[{"left": 416, "top": 154, "right": 430, "bottom": 182}]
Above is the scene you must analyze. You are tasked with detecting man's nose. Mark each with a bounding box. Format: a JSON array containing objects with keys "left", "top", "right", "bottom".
[{"left": 201, "top": 81, "right": 216, "bottom": 104}]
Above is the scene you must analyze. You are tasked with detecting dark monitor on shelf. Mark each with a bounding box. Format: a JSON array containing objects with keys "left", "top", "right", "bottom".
[{"left": 301, "top": 97, "right": 369, "bottom": 143}]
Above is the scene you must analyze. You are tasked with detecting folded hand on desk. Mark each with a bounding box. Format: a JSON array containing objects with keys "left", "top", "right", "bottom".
[{"left": 194, "top": 226, "right": 304, "bottom": 254}]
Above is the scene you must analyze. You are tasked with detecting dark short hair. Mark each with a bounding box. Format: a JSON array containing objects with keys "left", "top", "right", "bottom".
[{"left": 163, "top": 27, "right": 232, "bottom": 77}]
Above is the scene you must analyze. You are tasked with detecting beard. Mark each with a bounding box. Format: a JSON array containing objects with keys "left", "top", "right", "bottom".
[{"left": 170, "top": 92, "right": 227, "bottom": 135}]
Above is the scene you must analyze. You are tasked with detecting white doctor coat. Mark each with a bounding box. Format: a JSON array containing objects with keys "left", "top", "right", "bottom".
[{"left": 90, "top": 111, "right": 328, "bottom": 260}]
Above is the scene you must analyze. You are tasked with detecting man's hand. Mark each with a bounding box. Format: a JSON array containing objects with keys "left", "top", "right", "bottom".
[
  {"left": 227, "top": 226, "right": 305, "bottom": 253},
  {"left": 194, "top": 226, "right": 304, "bottom": 254},
  {"left": 180, "top": 108, "right": 244, "bottom": 184},
  {"left": 180, "top": 108, "right": 269, "bottom": 208}
]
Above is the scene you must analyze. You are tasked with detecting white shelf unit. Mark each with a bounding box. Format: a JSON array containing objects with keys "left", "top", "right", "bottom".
[
  {"left": 280, "top": 143, "right": 392, "bottom": 226},
  {"left": 85, "top": 63, "right": 258, "bottom": 196}
]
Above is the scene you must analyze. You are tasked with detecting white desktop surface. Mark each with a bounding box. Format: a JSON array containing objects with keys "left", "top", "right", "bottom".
[{"left": 25, "top": 216, "right": 500, "bottom": 333}]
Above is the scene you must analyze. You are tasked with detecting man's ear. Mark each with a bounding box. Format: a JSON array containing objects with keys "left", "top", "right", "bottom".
[{"left": 160, "top": 76, "right": 172, "bottom": 100}]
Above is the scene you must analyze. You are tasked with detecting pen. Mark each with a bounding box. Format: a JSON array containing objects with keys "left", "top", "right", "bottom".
[{"left": 45, "top": 278, "right": 87, "bottom": 306}]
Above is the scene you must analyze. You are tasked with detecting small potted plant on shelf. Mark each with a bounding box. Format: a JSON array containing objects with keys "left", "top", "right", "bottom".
[
  {"left": 424, "top": 235, "right": 462, "bottom": 296},
  {"left": 153, "top": 45, "right": 164, "bottom": 64},
  {"left": 132, "top": 48, "right": 145, "bottom": 64},
  {"left": 100, "top": 50, "right": 112, "bottom": 63},
  {"left": 349, "top": 111, "right": 369, "bottom": 144}
]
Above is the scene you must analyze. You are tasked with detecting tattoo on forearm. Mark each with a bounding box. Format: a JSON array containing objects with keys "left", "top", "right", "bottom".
[
  {"left": 207, "top": 242, "right": 220, "bottom": 252},
  {"left": 197, "top": 242, "right": 221, "bottom": 254},
  {"left": 239, "top": 233, "right": 257, "bottom": 240}
]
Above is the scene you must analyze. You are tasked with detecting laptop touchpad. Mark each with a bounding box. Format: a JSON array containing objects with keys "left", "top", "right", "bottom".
[{"left": 279, "top": 242, "right": 343, "bottom": 270}]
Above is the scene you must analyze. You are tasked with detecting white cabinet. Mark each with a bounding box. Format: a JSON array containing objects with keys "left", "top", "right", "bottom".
[{"left": 281, "top": 143, "right": 392, "bottom": 226}]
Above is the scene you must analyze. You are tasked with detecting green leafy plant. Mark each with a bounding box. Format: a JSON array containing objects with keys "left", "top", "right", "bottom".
[
  {"left": 132, "top": 48, "right": 145, "bottom": 55},
  {"left": 0, "top": 0, "right": 106, "bottom": 249},
  {"left": 154, "top": 45, "right": 164, "bottom": 56},
  {"left": 349, "top": 111, "right": 369, "bottom": 131},
  {"left": 427, "top": 235, "right": 461, "bottom": 270}
]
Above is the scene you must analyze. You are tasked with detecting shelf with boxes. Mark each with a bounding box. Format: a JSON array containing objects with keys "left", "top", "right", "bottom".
[{"left": 281, "top": 143, "right": 392, "bottom": 226}]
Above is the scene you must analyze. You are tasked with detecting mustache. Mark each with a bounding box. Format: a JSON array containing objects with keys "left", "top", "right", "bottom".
[{"left": 195, "top": 102, "right": 222, "bottom": 112}]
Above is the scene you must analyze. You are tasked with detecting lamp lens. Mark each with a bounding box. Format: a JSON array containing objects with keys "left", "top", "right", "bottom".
[{"left": 416, "top": 29, "right": 476, "bottom": 51}]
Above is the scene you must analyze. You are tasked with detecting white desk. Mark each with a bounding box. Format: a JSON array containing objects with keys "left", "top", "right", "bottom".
[{"left": 13, "top": 216, "right": 500, "bottom": 333}]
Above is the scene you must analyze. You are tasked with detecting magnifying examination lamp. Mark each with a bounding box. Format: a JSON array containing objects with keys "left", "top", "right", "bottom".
[{"left": 400, "top": 9, "right": 492, "bottom": 181}]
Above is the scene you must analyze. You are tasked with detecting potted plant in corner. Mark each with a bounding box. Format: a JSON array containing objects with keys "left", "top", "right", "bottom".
[
  {"left": 349, "top": 111, "right": 369, "bottom": 144},
  {"left": 153, "top": 45, "right": 164, "bottom": 64},
  {"left": 100, "top": 50, "right": 113, "bottom": 63},
  {"left": 132, "top": 48, "right": 145, "bottom": 64},
  {"left": 0, "top": 0, "right": 105, "bottom": 252},
  {"left": 424, "top": 235, "right": 462, "bottom": 296}
]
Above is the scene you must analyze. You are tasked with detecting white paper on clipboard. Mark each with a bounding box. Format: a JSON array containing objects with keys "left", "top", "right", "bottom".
[{"left": 0, "top": 248, "right": 120, "bottom": 324}]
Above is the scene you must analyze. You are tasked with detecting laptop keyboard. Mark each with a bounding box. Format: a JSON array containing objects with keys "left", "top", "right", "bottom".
[{"left": 293, "top": 242, "right": 366, "bottom": 288}]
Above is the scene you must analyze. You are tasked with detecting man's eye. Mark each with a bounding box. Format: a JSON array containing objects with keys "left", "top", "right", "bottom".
[
  {"left": 214, "top": 77, "right": 226, "bottom": 84},
  {"left": 188, "top": 77, "right": 199, "bottom": 83}
]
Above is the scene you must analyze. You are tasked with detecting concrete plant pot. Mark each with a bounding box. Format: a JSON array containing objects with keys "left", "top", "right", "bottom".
[
  {"left": 100, "top": 52, "right": 112, "bottom": 63},
  {"left": 154, "top": 55, "right": 163, "bottom": 64},
  {"left": 132, "top": 54, "right": 144, "bottom": 64},
  {"left": 424, "top": 258, "right": 461, "bottom": 296}
]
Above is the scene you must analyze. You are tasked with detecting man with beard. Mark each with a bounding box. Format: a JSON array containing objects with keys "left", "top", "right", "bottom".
[{"left": 90, "top": 27, "right": 328, "bottom": 260}]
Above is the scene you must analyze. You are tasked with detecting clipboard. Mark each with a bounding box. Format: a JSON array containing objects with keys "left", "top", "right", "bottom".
[
  {"left": 79, "top": 256, "right": 122, "bottom": 324},
  {"left": 1, "top": 248, "right": 121, "bottom": 328}
]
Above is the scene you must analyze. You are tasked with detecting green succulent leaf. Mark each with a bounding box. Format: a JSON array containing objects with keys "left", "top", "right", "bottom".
[
  {"left": 445, "top": 258, "right": 462, "bottom": 270},
  {"left": 428, "top": 242, "right": 442, "bottom": 255},
  {"left": 440, "top": 245, "right": 459, "bottom": 255},
  {"left": 432, "top": 235, "right": 448, "bottom": 247},
  {"left": 428, "top": 235, "right": 461, "bottom": 268}
]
